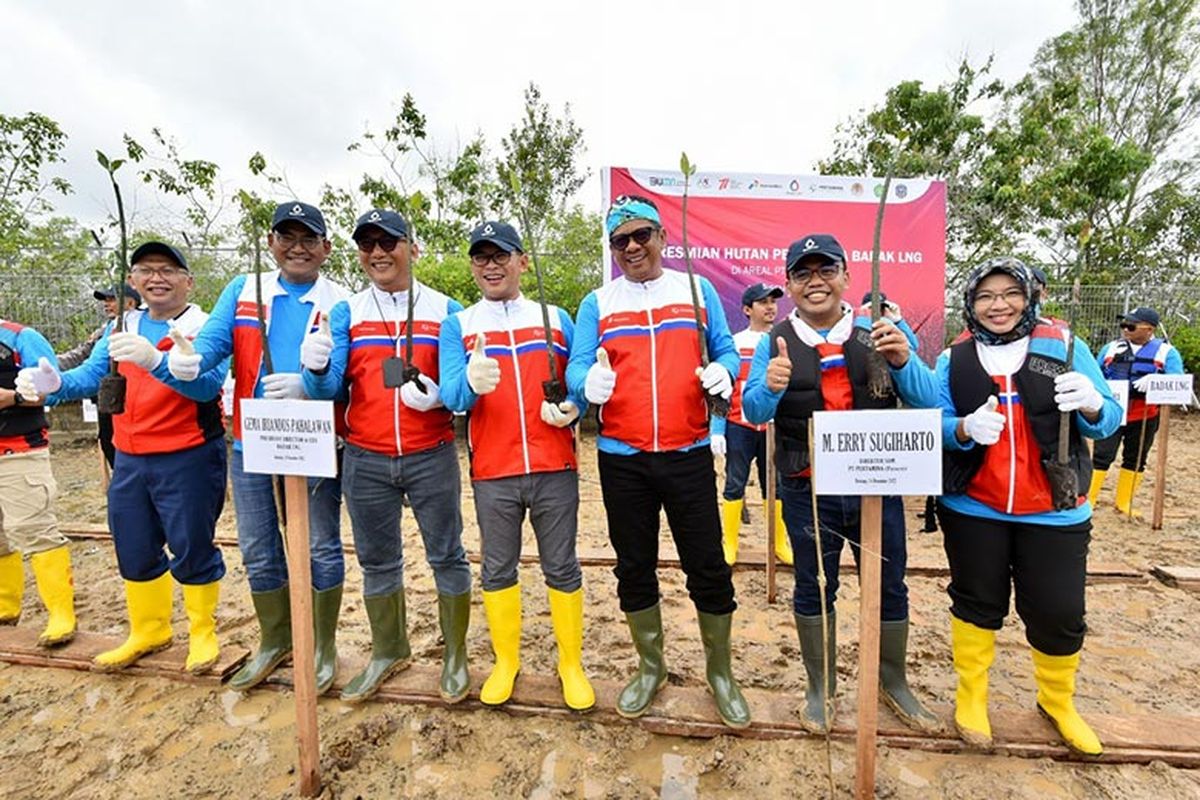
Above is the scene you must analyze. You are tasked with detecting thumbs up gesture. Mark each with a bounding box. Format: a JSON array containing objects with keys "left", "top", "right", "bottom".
[
  {"left": 466, "top": 333, "right": 501, "bottom": 395},
  {"left": 766, "top": 337, "right": 792, "bottom": 392},
  {"left": 585, "top": 348, "right": 617, "bottom": 405},
  {"left": 15, "top": 356, "right": 61, "bottom": 401},
  {"left": 961, "top": 395, "right": 1006, "bottom": 446},
  {"left": 167, "top": 324, "right": 202, "bottom": 381},
  {"left": 301, "top": 315, "right": 334, "bottom": 372}
]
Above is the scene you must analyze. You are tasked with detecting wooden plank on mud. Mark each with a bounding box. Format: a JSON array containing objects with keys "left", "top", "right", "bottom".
[
  {"left": 258, "top": 660, "right": 1200, "bottom": 767},
  {"left": 1150, "top": 566, "right": 1200, "bottom": 591},
  {"left": 0, "top": 626, "right": 248, "bottom": 683},
  {"left": 58, "top": 525, "right": 1147, "bottom": 584}
]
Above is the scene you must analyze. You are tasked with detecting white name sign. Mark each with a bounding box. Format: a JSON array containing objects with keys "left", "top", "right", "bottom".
[
  {"left": 81, "top": 398, "right": 99, "bottom": 423},
  {"left": 812, "top": 408, "right": 942, "bottom": 496},
  {"left": 1145, "top": 374, "right": 1194, "bottom": 406},
  {"left": 240, "top": 399, "right": 337, "bottom": 478},
  {"left": 1106, "top": 380, "right": 1129, "bottom": 425}
]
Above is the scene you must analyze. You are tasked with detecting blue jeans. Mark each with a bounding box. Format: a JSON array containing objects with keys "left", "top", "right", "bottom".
[
  {"left": 230, "top": 447, "right": 344, "bottom": 592},
  {"left": 341, "top": 441, "right": 471, "bottom": 597},
  {"left": 723, "top": 421, "right": 768, "bottom": 501},
  {"left": 109, "top": 437, "right": 226, "bottom": 584},
  {"left": 778, "top": 476, "right": 909, "bottom": 620}
]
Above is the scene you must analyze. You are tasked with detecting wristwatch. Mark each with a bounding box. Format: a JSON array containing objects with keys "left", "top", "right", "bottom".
[{"left": 11, "top": 390, "right": 26, "bottom": 406}]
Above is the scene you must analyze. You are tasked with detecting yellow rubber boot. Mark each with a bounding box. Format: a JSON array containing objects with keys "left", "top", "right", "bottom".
[
  {"left": 30, "top": 546, "right": 75, "bottom": 646},
  {"left": 480, "top": 584, "right": 522, "bottom": 705},
  {"left": 720, "top": 499, "right": 742, "bottom": 565},
  {"left": 1114, "top": 468, "right": 1142, "bottom": 517},
  {"left": 770, "top": 500, "right": 794, "bottom": 566},
  {"left": 181, "top": 581, "right": 221, "bottom": 674},
  {"left": 1031, "top": 648, "right": 1103, "bottom": 756},
  {"left": 1087, "top": 469, "right": 1107, "bottom": 507},
  {"left": 0, "top": 551, "right": 24, "bottom": 624},
  {"left": 951, "top": 616, "right": 995, "bottom": 748},
  {"left": 547, "top": 587, "right": 595, "bottom": 711},
  {"left": 94, "top": 572, "right": 174, "bottom": 670}
]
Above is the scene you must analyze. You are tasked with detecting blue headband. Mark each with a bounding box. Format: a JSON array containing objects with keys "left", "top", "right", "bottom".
[{"left": 605, "top": 199, "right": 661, "bottom": 236}]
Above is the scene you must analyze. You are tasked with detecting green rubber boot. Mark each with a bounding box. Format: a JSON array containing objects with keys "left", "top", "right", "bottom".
[
  {"left": 616, "top": 604, "right": 668, "bottom": 718},
  {"left": 438, "top": 592, "right": 471, "bottom": 703},
  {"left": 795, "top": 612, "right": 837, "bottom": 733},
  {"left": 313, "top": 584, "right": 342, "bottom": 695},
  {"left": 341, "top": 590, "right": 411, "bottom": 703},
  {"left": 229, "top": 586, "right": 292, "bottom": 691},
  {"left": 880, "top": 618, "right": 941, "bottom": 732},
  {"left": 697, "top": 610, "right": 752, "bottom": 729}
]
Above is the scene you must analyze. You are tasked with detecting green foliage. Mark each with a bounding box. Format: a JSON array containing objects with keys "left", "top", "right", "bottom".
[
  {"left": 0, "top": 111, "right": 73, "bottom": 256},
  {"left": 1168, "top": 323, "right": 1200, "bottom": 375}
]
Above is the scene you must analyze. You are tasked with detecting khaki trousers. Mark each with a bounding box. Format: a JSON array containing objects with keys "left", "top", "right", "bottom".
[{"left": 0, "top": 449, "right": 66, "bottom": 556}]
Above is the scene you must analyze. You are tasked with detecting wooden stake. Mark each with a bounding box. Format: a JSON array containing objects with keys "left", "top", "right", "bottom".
[
  {"left": 1152, "top": 405, "right": 1172, "bottom": 531},
  {"left": 97, "top": 440, "right": 110, "bottom": 493},
  {"left": 282, "top": 474, "right": 321, "bottom": 797},
  {"left": 855, "top": 495, "right": 883, "bottom": 800},
  {"left": 765, "top": 422, "right": 777, "bottom": 605}
]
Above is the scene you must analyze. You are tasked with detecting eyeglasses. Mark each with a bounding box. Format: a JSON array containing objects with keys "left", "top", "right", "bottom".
[
  {"left": 470, "top": 251, "right": 513, "bottom": 267},
  {"left": 1120, "top": 322, "right": 1141, "bottom": 332},
  {"left": 609, "top": 226, "right": 657, "bottom": 252},
  {"left": 356, "top": 234, "right": 403, "bottom": 254},
  {"left": 131, "top": 266, "right": 186, "bottom": 279},
  {"left": 973, "top": 288, "right": 1026, "bottom": 307},
  {"left": 274, "top": 232, "right": 324, "bottom": 250},
  {"left": 788, "top": 264, "right": 842, "bottom": 284}
]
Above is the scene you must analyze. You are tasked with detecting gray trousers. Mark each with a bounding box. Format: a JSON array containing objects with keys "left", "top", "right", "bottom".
[{"left": 473, "top": 469, "right": 582, "bottom": 593}]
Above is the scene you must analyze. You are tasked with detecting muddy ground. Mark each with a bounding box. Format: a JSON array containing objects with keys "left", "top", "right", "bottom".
[{"left": 3, "top": 409, "right": 1200, "bottom": 799}]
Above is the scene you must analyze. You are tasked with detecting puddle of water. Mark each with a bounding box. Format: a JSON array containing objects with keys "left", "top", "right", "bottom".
[
  {"left": 219, "top": 690, "right": 270, "bottom": 727},
  {"left": 660, "top": 752, "right": 698, "bottom": 800},
  {"left": 527, "top": 749, "right": 560, "bottom": 800}
]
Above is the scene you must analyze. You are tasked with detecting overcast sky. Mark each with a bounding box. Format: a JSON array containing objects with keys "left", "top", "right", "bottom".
[{"left": 3, "top": 0, "right": 1080, "bottom": 233}]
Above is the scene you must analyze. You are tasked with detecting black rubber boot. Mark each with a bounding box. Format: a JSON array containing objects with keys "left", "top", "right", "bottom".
[
  {"left": 795, "top": 612, "right": 837, "bottom": 733},
  {"left": 880, "top": 618, "right": 941, "bottom": 732},
  {"left": 697, "top": 610, "right": 752, "bottom": 730},
  {"left": 341, "top": 590, "right": 412, "bottom": 703},
  {"left": 616, "top": 604, "right": 668, "bottom": 718},
  {"left": 229, "top": 586, "right": 292, "bottom": 691},
  {"left": 312, "top": 584, "right": 342, "bottom": 695}
]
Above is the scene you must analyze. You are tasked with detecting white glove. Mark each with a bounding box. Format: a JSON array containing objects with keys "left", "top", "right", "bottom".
[
  {"left": 585, "top": 348, "right": 616, "bottom": 405},
  {"left": 400, "top": 373, "right": 442, "bottom": 411},
  {"left": 15, "top": 357, "right": 61, "bottom": 401},
  {"left": 962, "top": 396, "right": 1006, "bottom": 446},
  {"left": 1054, "top": 371, "right": 1104, "bottom": 413},
  {"left": 466, "top": 333, "right": 501, "bottom": 395},
  {"left": 107, "top": 331, "right": 164, "bottom": 371},
  {"left": 300, "top": 316, "right": 333, "bottom": 372},
  {"left": 697, "top": 362, "right": 733, "bottom": 400},
  {"left": 1132, "top": 374, "right": 1154, "bottom": 393},
  {"left": 261, "top": 372, "right": 305, "bottom": 400},
  {"left": 540, "top": 399, "right": 580, "bottom": 428},
  {"left": 710, "top": 433, "right": 727, "bottom": 456},
  {"left": 167, "top": 327, "right": 201, "bottom": 382}
]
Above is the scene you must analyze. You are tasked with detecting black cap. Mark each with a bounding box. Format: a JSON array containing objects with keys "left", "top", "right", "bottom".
[
  {"left": 1030, "top": 265, "right": 1048, "bottom": 287},
  {"left": 130, "top": 240, "right": 188, "bottom": 270},
  {"left": 861, "top": 291, "right": 888, "bottom": 306},
  {"left": 272, "top": 202, "right": 327, "bottom": 236},
  {"left": 468, "top": 221, "right": 524, "bottom": 254},
  {"left": 786, "top": 234, "right": 846, "bottom": 272},
  {"left": 1120, "top": 307, "right": 1160, "bottom": 327},
  {"left": 353, "top": 208, "right": 409, "bottom": 240},
  {"left": 94, "top": 285, "right": 142, "bottom": 304},
  {"left": 741, "top": 282, "right": 783, "bottom": 306}
]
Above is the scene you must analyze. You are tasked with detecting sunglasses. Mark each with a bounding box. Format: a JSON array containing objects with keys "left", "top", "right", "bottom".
[
  {"left": 1120, "top": 322, "right": 1141, "bottom": 332},
  {"left": 609, "top": 226, "right": 657, "bottom": 252},
  {"left": 355, "top": 234, "right": 403, "bottom": 254}
]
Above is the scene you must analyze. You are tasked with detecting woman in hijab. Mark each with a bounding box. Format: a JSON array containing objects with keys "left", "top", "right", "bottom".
[{"left": 932, "top": 257, "right": 1121, "bottom": 755}]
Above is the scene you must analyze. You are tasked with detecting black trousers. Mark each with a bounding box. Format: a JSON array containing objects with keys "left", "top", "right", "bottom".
[
  {"left": 938, "top": 504, "right": 1089, "bottom": 656},
  {"left": 598, "top": 447, "right": 735, "bottom": 615},
  {"left": 98, "top": 411, "right": 115, "bottom": 469},
  {"left": 1092, "top": 416, "right": 1160, "bottom": 472}
]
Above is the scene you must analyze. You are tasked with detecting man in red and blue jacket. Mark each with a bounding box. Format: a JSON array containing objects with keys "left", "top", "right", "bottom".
[
  {"left": 167, "top": 201, "right": 350, "bottom": 694},
  {"left": 566, "top": 194, "right": 749, "bottom": 730},
  {"left": 43, "top": 241, "right": 228, "bottom": 674},
  {"left": 302, "top": 208, "right": 471, "bottom": 704},
  {"left": 1090, "top": 306, "right": 1184, "bottom": 514},
  {"left": 440, "top": 221, "right": 592, "bottom": 712},
  {"left": 0, "top": 320, "right": 74, "bottom": 648}
]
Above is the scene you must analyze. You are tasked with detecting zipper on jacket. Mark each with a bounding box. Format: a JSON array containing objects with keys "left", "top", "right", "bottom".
[
  {"left": 505, "top": 302, "right": 532, "bottom": 474},
  {"left": 642, "top": 283, "right": 660, "bottom": 453}
]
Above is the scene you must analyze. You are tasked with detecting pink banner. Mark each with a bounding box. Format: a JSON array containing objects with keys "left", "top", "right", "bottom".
[{"left": 603, "top": 167, "right": 947, "bottom": 362}]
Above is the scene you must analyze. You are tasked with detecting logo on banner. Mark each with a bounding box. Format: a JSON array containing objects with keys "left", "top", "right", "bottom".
[
  {"left": 873, "top": 184, "right": 886, "bottom": 198},
  {"left": 699, "top": 177, "right": 711, "bottom": 188},
  {"left": 788, "top": 179, "right": 801, "bottom": 193},
  {"left": 895, "top": 184, "right": 909, "bottom": 199},
  {"left": 851, "top": 182, "right": 864, "bottom": 196}
]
